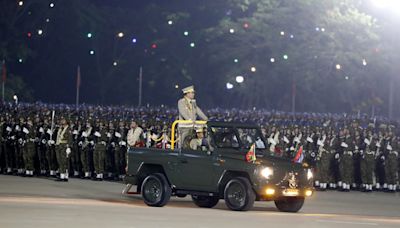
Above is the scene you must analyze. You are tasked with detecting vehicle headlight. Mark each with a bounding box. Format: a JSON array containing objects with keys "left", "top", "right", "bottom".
[
  {"left": 261, "top": 167, "right": 274, "bottom": 179},
  {"left": 307, "top": 169, "right": 313, "bottom": 180}
]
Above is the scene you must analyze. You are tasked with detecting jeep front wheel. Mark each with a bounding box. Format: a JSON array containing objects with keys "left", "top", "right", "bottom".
[
  {"left": 141, "top": 173, "right": 171, "bottom": 207},
  {"left": 191, "top": 195, "right": 219, "bottom": 208},
  {"left": 224, "top": 177, "right": 255, "bottom": 211},
  {"left": 274, "top": 197, "right": 304, "bottom": 212}
]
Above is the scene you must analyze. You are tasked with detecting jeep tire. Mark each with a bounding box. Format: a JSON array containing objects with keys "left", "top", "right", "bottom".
[
  {"left": 191, "top": 195, "right": 220, "bottom": 208},
  {"left": 141, "top": 173, "right": 171, "bottom": 207},
  {"left": 224, "top": 177, "right": 255, "bottom": 211},
  {"left": 274, "top": 197, "right": 304, "bottom": 212}
]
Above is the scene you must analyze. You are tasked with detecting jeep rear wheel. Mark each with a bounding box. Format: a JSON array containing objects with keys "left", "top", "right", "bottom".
[
  {"left": 191, "top": 195, "right": 219, "bottom": 208},
  {"left": 224, "top": 177, "right": 255, "bottom": 211},
  {"left": 141, "top": 173, "right": 171, "bottom": 207},
  {"left": 274, "top": 197, "right": 304, "bottom": 212}
]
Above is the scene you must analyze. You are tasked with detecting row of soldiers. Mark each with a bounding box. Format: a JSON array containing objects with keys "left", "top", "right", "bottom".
[
  {"left": 1, "top": 103, "right": 399, "bottom": 191},
  {"left": 262, "top": 123, "right": 400, "bottom": 192},
  {"left": 0, "top": 113, "right": 140, "bottom": 181}
]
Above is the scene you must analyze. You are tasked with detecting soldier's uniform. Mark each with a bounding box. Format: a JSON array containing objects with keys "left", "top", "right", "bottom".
[
  {"left": 37, "top": 120, "right": 48, "bottom": 175},
  {"left": 93, "top": 121, "right": 107, "bottom": 180},
  {"left": 71, "top": 120, "right": 81, "bottom": 177},
  {"left": 45, "top": 122, "right": 57, "bottom": 177},
  {"left": 315, "top": 133, "right": 330, "bottom": 190},
  {"left": 374, "top": 134, "right": 385, "bottom": 190},
  {"left": 360, "top": 132, "right": 374, "bottom": 191},
  {"left": 385, "top": 137, "right": 398, "bottom": 192},
  {"left": 55, "top": 118, "right": 72, "bottom": 181},
  {"left": 2, "top": 117, "right": 15, "bottom": 174},
  {"left": 177, "top": 86, "right": 208, "bottom": 148},
  {"left": 114, "top": 121, "right": 127, "bottom": 180},
  {"left": 81, "top": 121, "right": 94, "bottom": 178},
  {"left": 15, "top": 119, "right": 25, "bottom": 175},
  {"left": 22, "top": 120, "right": 36, "bottom": 176}
]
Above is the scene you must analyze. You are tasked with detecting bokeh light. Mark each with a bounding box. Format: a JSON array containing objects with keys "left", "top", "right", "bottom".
[
  {"left": 190, "top": 42, "right": 195, "bottom": 47},
  {"left": 89, "top": 50, "right": 95, "bottom": 55},
  {"left": 183, "top": 31, "right": 189, "bottom": 36},
  {"left": 226, "top": 82, "right": 234, "bottom": 89},
  {"left": 283, "top": 55, "right": 288, "bottom": 60},
  {"left": 168, "top": 20, "right": 173, "bottom": 25},
  {"left": 236, "top": 76, "right": 244, "bottom": 83},
  {"left": 37, "top": 29, "right": 43, "bottom": 35},
  {"left": 229, "top": 28, "right": 235, "bottom": 34},
  {"left": 117, "top": 32, "right": 124, "bottom": 38},
  {"left": 250, "top": 66, "right": 256, "bottom": 72},
  {"left": 49, "top": 3, "right": 55, "bottom": 8},
  {"left": 18, "top": 1, "right": 23, "bottom": 6},
  {"left": 87, "top": 33, "right": 92, "bottom": 38},
  {"left": 270, "top": 58, "right": 275, "bottom": 63},
  {"left": 336, "top": 64, "right": 341, "bottom": 70},
  {"left": 234, "top": 58, "right": 239, "bottom": 63}
]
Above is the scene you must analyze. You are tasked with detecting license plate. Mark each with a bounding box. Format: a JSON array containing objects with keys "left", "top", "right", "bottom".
[{"left": 282, "top": 189, "right": 299, "bottom": 196}]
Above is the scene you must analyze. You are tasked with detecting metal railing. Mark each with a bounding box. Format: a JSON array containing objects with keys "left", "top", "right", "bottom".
[{"left": 170, "top": 120, "right": 207, "bottom": 150}]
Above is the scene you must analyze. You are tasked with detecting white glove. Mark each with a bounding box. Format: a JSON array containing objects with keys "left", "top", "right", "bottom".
[
  {"left": 283, "top": 136, "right": 289, "bottom": 144},
  {"left": 376, "top": 142, "right": 381, "bottom": 148},
  {"left": 107, "top": 133, "right": 111, "bottom": 138},
  {"left": 39, "top": 127, "right": 44, "bottom": 133},
  {"left": 364, "top": 138, "right": 370, "bottom": 145},
  {"left": 48, "top": 140, "right": 55, "bottom": 145},
  {"left": 317, "top": 140, "right": 323, "bottom": 146},
  {"left": 15, "top": 125, "right": 21, "bottom": 131},
  {"left": 111, "top": 142, "right": 115, "bottom": 147},
  {"left": 47, "top": 129, "right": 52, "bottom": 135},
  {"left": 23, "top": 127, "right": 29, "bottom": 134},
  {"left": 11, "top": 136, "right": 16, "bottom": 140},
  {"left": 78, "top": 141, "right": 83, "bottom": 146},
  {"left": 335, "top": 153, "right": 340, "bottom": 159},
  {"left": 89, "top": 141, "right": 94, "bottom": 145},
  {"left": 290, "top": 146, "right": 295, "bottom": 151},
  {"left": 82, "top": 132, "right": 88, "bottom": 137},
  {"left": 41, "top": 139, "right": 47, "bottom": 144},
  {"left": 307, "top": 137, "right": 313, "bottom": 143},
  {"left": 120, "top": 141, "right": 126, "bottom": 146},
  {"left": 72, "top": 130, "right": 78, "bottom": 135},
  {"left": 387, "top": 145, "right": 392, "bottom": 151},
  {"left": 94, "top": 131, "right": 101, "bottom": 137},
  {"left": 6, "top": 126, "right": 12, "bottom": 132},
  {"left": 341, "top": 142, "right": 348, "bottom": 148},
  {"left": 115, "top": 132, "right": 121, "bottom": 138},
  {"left": 66, "top": 148, "right": 72, "bottom": 156}
]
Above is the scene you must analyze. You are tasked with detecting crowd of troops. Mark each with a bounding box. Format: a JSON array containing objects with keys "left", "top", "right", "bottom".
[{"left": 0, "top": 103, "right": 399, "bottom": 192}]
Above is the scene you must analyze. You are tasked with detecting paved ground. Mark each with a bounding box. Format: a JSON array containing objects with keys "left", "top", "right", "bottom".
[{"left": 0, "top": 175, "right": 399, "bottom": 228}]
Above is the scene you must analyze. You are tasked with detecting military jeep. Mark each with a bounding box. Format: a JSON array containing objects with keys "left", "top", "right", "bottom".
[{"left": 124, "top": 120, "right": 314, "bottom": 212}]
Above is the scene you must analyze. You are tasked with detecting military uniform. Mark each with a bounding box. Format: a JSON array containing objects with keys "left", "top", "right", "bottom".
[
  {"left": 385, "top": 138, "right": 398, "bottom": 192},
  {"left": 55, "top": 119, "right": 72, "bottom": 181},
  {"left": 81, "top": 123, "right": 94, "bottom": 178},
  {"left": 93, "top": 122, "right": 107, "bottom": 180},
  {"left": 22, "top": 121, "right": 36, "bottom": 176},
  {"left": 177, "top": 85, "right": 208, "bottom": 148},
  {"left": 114, "top": 122, "right": 127, "bottom": 180}
]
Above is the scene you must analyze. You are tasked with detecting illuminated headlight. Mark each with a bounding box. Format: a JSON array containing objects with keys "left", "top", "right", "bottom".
[
  {"left": 261, "top": 167, "right": 274, "bottom": 179},
  {"left": 307, "top": 169, "right": 313, "bottom": 180}
]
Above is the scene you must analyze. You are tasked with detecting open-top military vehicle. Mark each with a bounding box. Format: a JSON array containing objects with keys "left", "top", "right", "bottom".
[{"left": 124, "top": 120, "right": 314, "bottom": 212}]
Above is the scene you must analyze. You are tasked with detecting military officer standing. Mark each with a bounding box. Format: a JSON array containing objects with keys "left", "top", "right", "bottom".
[
  {"left": 22, "top": 118, "right": 36, "bottom": 177},
  {"left": 177, "top": 86, "right": 208, "bottom": 148},
  {"left": 55, "top": 117, "right": 72, "bottom": 181}
]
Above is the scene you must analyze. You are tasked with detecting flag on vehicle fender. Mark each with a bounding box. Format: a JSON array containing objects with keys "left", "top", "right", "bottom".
[
  {"left": 246, "top": 144, "right": 256, "bottom": 163},
  {"left": 293, "top": 146, "right": 304, "bottom": 163}
]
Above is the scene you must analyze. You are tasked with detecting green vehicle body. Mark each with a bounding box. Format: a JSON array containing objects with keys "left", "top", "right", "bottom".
[{"left": 124, "top": 121, "right": 314, "bottom": 212}]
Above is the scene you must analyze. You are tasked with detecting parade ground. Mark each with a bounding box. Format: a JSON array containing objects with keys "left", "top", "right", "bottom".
[{"left": 0, "top": 175, "right": 399, "bottom": 228}]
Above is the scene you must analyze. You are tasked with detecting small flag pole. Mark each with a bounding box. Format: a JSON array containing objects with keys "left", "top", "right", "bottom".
[
  {"left": 76, "top": 65, "right": 81, "bottom": 110},
  {"left": 1, "top": 60, "right": 6, "bottom": 103}
]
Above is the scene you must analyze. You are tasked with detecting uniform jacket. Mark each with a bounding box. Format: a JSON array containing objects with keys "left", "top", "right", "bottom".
[{"left": 178, "top": 97, "right": 208, "bottom": 121}]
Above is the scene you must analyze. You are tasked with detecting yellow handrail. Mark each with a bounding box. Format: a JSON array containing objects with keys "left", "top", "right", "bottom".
[{"left": 171, "top": 120, "right": 207, "bottom": 150}]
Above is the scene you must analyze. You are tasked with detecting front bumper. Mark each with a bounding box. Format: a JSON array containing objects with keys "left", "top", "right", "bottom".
[{"left": 256, "top": 185, "right": 314, "bottom": 201}]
